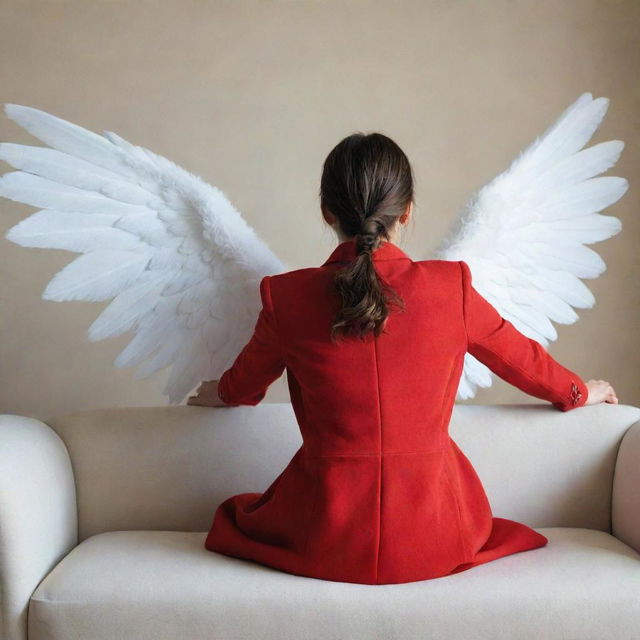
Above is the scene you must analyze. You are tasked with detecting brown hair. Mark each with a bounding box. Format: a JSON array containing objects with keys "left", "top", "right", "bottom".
[{"left": 320, "top": 132, "right": 415, "bottom": 343}]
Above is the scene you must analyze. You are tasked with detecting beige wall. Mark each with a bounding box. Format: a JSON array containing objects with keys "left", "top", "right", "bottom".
[{"left": 1, "top": 0, "right": 638, "bottom": 422}]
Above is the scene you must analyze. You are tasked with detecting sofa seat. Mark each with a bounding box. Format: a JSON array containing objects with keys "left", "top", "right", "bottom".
[{"left": 28, "top": 528, "right": 640, "bottom": 640}]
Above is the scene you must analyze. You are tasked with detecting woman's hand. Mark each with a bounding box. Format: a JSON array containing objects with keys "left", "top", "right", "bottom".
[
  {"left": 187, "top": 380, "right": 228, "bottom": 407},
  {"left": 584, "top": 379, "right": 618, "bottom": 406}
]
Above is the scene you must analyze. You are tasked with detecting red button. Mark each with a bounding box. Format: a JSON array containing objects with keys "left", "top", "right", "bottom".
[{"left": 570, "top": 381, "right": 582, "bottom": 405}]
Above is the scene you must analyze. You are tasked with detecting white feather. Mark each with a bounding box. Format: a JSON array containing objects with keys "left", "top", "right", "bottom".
[
  {"left": 0, "top": 171, "right": 147, "bottom": 215},
  {"left": 5, "top": 210, "right": 140, "bottom": 252},
  {"left": 0, "top": 143, "right": 151, "bottom": 204},
  {"left": 88, "top": 270, "right": 169, "bottom": 340},
  {"left": 43, "top": 249, "right": 152, "bottom": 302}
]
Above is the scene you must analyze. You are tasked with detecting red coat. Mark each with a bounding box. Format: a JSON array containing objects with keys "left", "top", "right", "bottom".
[{"left": 205, "top": 238, "right": 588, "bottom": 585}]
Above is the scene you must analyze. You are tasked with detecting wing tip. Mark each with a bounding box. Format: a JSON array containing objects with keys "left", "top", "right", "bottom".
[
  {"left": 609, "top": 215, "right": 623, "bottom": 236},
  {"left": 4, "top": 103, "right": 32, "bottom": 123},
  {"left": 4, "top": 224, "right": 21, "bottom": 244},
  {"left": 578, "top": 90, "right": 594, "bottom": 103}
]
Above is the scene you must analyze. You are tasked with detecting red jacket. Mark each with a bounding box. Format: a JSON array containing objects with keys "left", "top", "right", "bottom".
[{"left": 205, "top": 238, "right": 588, "bottom": 585}]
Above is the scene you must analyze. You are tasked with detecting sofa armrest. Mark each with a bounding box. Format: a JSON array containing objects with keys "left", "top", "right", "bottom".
[
  {"left": 0, "top": 415, "right": 78, "bottom": 640},
  {"left": 612, "top": 419, "right": 640, "bottom": 555}
]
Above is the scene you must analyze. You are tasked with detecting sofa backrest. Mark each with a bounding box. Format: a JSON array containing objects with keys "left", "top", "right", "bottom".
[{"left": 46, "top": 402, "right": 639, "bottom": 542}]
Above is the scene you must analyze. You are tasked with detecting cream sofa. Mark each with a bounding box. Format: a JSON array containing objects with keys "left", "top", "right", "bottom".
[{"left": 1, "top": 402, "right": 639, "bottom": 640}]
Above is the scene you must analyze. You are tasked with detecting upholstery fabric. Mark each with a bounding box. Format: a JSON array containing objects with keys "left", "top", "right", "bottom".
[
  {"left": 612, "top": 421, "right": 640, "bottom": 553},
  {"left": 0, "top": 415, "right": 77, "bottom": 640},
  {"left": 29, "top": 528, "right": 640, "bottom": 640}
]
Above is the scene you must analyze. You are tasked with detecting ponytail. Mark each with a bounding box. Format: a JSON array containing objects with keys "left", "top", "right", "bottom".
[{"left": 319, "top": 132, "right": 414, "bottom": 342}]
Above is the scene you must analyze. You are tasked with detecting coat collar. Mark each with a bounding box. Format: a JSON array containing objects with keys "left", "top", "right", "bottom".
[{"left": 321, "top": 238, "right": 412, "bottom": 266}]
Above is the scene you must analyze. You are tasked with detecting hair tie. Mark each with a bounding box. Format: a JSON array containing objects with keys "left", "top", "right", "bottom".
[{"left": 356, "top": 232, "right": 377, "bottom": 254}]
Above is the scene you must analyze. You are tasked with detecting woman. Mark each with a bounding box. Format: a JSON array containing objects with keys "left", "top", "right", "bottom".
[{"left": 188, "top": 133, "right": 618, "bottom": 585}]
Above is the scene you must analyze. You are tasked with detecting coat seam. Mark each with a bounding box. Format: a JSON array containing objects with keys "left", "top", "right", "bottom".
[
  {"left": 443, "top": 456, "right": 470, "bottom": 561},
  {"left": 263, "top": 275, "right": 288, "bottom": 366},
  {"left": 440, "top": 360, "right": 461, "bottom": 448},
  {"left": 302, "top": 459, "right": 321, "bottom": 557},
  {"left": 459, "top": 261, "right": 470, "bottom": 353},
  {"left": 373, "top": 335, "right": 383, "bottom": 585}
]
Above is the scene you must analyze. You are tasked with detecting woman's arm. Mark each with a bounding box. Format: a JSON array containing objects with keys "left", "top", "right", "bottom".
[
  {"left": 460, "top": 260, "right": 589, "bottom": 411},
  {"left": 188, "top": 275, "right": 286, "bottom": 407}
]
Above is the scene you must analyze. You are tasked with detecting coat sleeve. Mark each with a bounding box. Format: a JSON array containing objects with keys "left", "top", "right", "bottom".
[
  {"left": 216, "top": 275, "right": 286, "bottom": 406},
  {"left": 459, "top": 260, "right": 588, "bottom": 411}
]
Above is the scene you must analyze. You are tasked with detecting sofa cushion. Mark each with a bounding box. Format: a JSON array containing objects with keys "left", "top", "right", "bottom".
[{"left": 29, "top": 528, "right": 640, "bottom": 640}]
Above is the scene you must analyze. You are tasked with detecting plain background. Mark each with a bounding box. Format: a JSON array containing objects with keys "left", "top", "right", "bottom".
[{"left": 0, "top": 0, "right": 638, "bottom": 422}]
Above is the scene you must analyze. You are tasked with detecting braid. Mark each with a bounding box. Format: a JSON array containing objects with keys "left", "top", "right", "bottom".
[{"left": 355, "top": 216, "right": 385, "bottom": 255}]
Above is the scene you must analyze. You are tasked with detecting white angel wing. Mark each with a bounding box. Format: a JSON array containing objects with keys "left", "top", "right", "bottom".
[
  {"left": 0, "top": 104, "right": 288, "bottom": 404},
  {"left": 433, "top": 92, "right": 627, "bottom": 401}
]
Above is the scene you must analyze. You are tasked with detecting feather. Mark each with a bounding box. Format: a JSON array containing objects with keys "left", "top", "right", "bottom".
[
  {"left": 42, "top": 250, "right": 152, "bottom": 302},
  {"left": 6, "top": 210, "right": 143, "bottom": 252},
  {"left": 88, "top": 270, "right": 169, "bottom": 340},
  {"left": 0, "top": 142, "right": 152, "bottom": 204},
  {"left": 0, "top": 171, "right": 148, "bottom": 215},
  {"left": 4, "top": 104, "right": 134, "bottom": 176}
]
